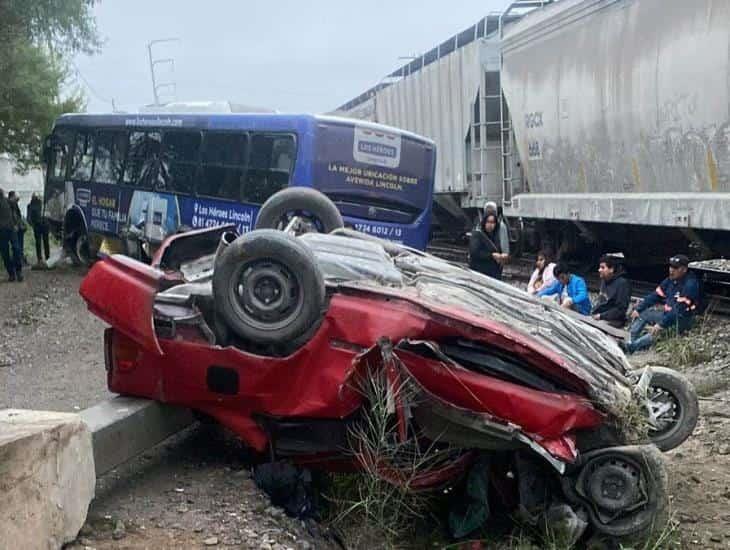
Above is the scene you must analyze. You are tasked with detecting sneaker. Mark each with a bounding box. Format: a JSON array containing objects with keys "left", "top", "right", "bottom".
[
  {"left": 16, "top": 273, "right": 23, "bottom": 282},
  {"left": 8, "top": 273, "right": 15, "bottom": 282}
]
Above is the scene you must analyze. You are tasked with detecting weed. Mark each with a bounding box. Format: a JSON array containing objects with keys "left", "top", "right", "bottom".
[
  {"left": 325, "top": 367, "right": 453, "bottom": 547},
  {"left": 693, "top": 373, "right": 730, "bottom": 397},
  {"left": 654, "top": 309, "right": 716, "bottom": 368}
]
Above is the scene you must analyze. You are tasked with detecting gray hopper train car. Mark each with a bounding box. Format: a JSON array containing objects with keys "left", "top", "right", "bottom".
[{"left": 334, "top": 0, "right": 730, "bottom": 266}]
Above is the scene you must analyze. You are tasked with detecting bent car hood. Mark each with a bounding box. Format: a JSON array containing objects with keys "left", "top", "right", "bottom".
[{"left": 302, "top": 233, "right": 633, "bottom": 414}]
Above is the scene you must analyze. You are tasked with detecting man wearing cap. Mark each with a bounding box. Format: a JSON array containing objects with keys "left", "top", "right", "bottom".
[{"left": 623, "top": 254, "right": 700, "bottom": 353}]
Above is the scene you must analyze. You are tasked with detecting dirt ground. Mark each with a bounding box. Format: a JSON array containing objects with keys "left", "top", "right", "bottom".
[{"left": 2, "top": 265, "right": 730, "bottom": 549}]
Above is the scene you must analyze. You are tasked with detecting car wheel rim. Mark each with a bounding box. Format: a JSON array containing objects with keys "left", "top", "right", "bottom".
[
  {"left": 648, "top": 386, "right": 682, "bottom": 438},
  {"left": 233, "top": 259, "right": 304, "bottom": 331},
  {"left": 586, "top": 458, "right": 640, "bottom": 513}
]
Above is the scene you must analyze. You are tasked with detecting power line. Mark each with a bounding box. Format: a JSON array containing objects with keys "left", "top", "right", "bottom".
[{"left": 70, "top": 61, "right": 116, "bottom": 108}]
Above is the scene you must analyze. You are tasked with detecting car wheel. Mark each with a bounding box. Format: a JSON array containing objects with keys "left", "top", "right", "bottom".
[
  {"left": 646, "top": 366, "right": 699, "bottom": 452},
  {"left": 573, "top": 445, "right": 668, "bottom": 540},
  {"left": 212, "top": 229, "right": 325, "bottom": 345},
  {"left": 254, "top": 187, "right": 344, "bottom": 234}
]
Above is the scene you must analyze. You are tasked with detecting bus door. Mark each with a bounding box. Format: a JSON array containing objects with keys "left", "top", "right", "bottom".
[{"left": 42, "top": 129, "right": 75, "bottom": 232}]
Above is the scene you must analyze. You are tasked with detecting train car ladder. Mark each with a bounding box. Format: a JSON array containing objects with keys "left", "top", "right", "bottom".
[{"left": 497, "top": 0, "right": 553, "bottom": 207}]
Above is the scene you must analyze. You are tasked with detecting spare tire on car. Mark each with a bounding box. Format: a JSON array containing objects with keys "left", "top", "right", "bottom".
[
  {"left": 212, "top": 229, "right": 326, "bottom": 345},
  {"left": 254, "top": 187, "right": 344, "bottom": 234}
]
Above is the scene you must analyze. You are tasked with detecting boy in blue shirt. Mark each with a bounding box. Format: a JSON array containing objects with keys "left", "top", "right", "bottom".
[{"left": 537, "top": 263, "right": 592, "bottom": 315}]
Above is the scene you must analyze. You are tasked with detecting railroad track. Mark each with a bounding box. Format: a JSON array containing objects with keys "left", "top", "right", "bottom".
[{"left": 426, "top": 244, "right": 730, "bottom": 316}]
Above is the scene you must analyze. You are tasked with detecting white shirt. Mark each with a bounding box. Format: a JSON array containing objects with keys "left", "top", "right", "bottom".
[{"left": 527, "top": 262, "right": 556, "bottom": 295}]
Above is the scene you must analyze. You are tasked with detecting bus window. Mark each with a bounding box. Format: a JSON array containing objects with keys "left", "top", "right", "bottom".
[
  {"left": 161, "top": 131, "right": 201, "bottom": 195},
  {"left": 70, "top": 131, "right": 95, "bottom": 181},
  {"left": 198, "top": 132, "right": 248, "bottom": 201},
  {"left": 94, "top": 130, "right": 127, "bottom": 184},
  {"left": 49, "top": 129, "right": 73, "bottom": 181},
  {"left": 244, "top": 133, "right": 295, "bottom": 204},
  {"left": 124, "top": 131, "right": 161, "bottom": 187}
]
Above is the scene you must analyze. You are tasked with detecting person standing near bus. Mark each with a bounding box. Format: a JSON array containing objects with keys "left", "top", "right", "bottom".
[
  {"left": 7, "top": 191, "right": 27, "bottom": 266},
  {"left": 0, "top": 188, "right": 23, "bottom": 282},
  {"left": 469, "top": 212, "right": 507, "bottom": 280},
  {"left": 27, "top": 193, "right": 50, "bottom": 268}
]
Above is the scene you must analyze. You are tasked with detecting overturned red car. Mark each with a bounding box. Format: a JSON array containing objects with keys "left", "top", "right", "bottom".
[{"left": 80, "top": 188, "right": 697, "bottom": 541}]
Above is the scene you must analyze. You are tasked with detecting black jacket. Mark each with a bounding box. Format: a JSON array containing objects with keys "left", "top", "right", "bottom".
[
  {"left": 27, "top": 197, "right": 43, "bottom": 227},
  {"left": 9, "top": 200, "right": 24, "bottom": 231},
  {"left": 0, "top": 195, "right": 12, "bottom": 230},
  {"left": 592, "top": 273, "right": 632, "bottom": 322},
  {"left": 469, "top": 227, "right": 502, "bottom": 279}
]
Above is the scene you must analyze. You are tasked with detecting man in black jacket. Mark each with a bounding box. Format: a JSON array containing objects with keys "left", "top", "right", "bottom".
[
  {"left": 27, "top": 193, "right": 50, "bottom": 267},
  {"left": 7, "top": 191, "right": 27, "bottom": 266},
  {"left": 0, "top": 188, "right": 23, "bottom": 281},
  {"left": 592, "top": 254, "right": 631, "bottom": 328}
]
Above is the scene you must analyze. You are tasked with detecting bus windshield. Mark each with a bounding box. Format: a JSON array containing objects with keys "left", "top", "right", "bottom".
[{"left": 42, "top": 113, "right": 436, "bottom": 262}]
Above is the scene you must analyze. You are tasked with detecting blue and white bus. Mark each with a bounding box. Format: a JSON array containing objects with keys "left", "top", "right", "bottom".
[{"left": 42, "top": 113, "right": 436, "bottom": 262}]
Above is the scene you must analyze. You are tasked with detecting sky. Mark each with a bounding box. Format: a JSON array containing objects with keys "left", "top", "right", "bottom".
[{"left": 72, "top": 0, "right": 508, "bottom": 114}]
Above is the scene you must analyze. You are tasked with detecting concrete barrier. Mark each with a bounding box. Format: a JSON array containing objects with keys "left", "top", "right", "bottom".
[
  {"left": 1, "top": 398, "right": 194, "bottom": 549},
  {"left": 0, "top": 409, "right": 95, "bottom": 550}
]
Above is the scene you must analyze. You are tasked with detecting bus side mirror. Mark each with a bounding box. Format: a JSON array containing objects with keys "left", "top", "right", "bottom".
[{"left": 42, "top": 135, "right": 52, "bottom": 165}]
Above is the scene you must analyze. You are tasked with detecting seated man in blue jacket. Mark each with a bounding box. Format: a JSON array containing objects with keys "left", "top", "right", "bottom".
[
  {"left": 624, "top": 254, "right": 700, "bottom": 354},
  {"left": 537, "top": 262, "right": 592, "bottom": 315}
]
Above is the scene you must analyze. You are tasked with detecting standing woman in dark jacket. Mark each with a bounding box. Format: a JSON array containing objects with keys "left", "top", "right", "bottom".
[{"left": 469, "top": 212, "right": 507, "bottom": 279}]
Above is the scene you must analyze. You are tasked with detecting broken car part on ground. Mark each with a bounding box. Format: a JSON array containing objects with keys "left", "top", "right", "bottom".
[{"left": 79, "top": 187, "right": 698, "bottom": 543}]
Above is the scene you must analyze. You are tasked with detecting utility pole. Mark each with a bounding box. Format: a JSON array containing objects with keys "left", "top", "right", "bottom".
[{"left": 147, "top": 38, "right": 179, "bottom": 106}]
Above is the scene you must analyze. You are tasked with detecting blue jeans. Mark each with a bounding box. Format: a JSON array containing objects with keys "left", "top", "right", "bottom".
[
  {"left": 0, "top": 228, "right": 22, "bottom": 277},
  {"left": 628, "top": 309, "right": 693, "bottom": 352}
]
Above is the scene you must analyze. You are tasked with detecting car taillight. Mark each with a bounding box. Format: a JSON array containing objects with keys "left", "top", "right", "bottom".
[{"left": 106, "top": 329, "right": 141, "bottom": 373}]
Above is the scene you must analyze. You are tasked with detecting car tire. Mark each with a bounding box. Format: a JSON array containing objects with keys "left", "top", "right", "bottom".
[
  {"left": 254, "top": 187, "right": 344, "bottom": 233},
  {"left": 212, "top": 229, "right": 325, "bottom": 345},
  {"left": 575, "top": 445, "right": 668, "bottom": 540},
  {"left": 647, "top": 366, "right": 699, "bottom": 452}
]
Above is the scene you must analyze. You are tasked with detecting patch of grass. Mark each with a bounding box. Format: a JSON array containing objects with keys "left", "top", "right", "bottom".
[
  {"left": 324, "top": 369, "right": 447, "bottom": 547},
  {"left": 693, "top": 373, "right": 730, "bottom": 397},
  {"left": 620, "top": 513, "right": 681, "bottom": 550},
  {"left": 616, "top": 394, "right": 650, "bottom": 444},
  {"left": 654, "top": 337, "right": 712, "bottom": 369},
  {"left": 653, "top": 309, "right": 716, "bottom": 368}
]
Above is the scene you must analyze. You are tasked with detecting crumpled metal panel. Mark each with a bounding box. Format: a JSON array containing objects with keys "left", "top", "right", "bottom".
[
  {"left": 80, "top": 255, "right": 164, "bottom": 355},
  {"left": 299, "top": 232, "right": 403, "bottom": 285},
  {"left": 339, "top": 249, "right": 633, "bottom": 415}
]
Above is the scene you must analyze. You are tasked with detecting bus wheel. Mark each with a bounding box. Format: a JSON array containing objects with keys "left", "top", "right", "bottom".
[
  {"left": 254, "top": 188, "right": 344, "bottom": 235},
  {"left": 70, "top": 230, "right": 92, "bottom": 267},
  {"left": 212, "top": 229, "right": 325, "bottom": 346}
]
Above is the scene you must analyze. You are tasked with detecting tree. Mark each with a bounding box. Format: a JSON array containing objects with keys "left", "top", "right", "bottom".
[{"left": 0, "top": 0, "right": 101, "bottom": 171}]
